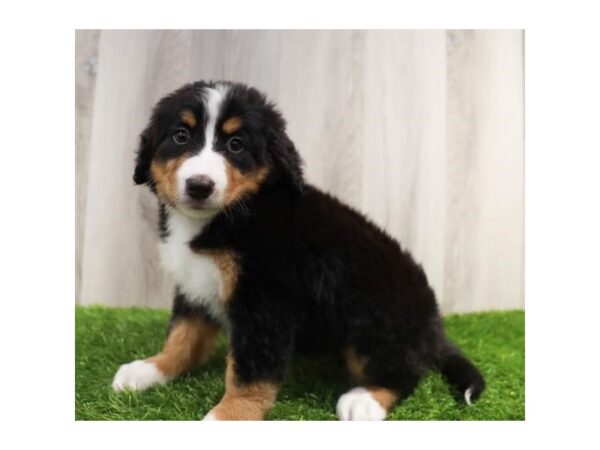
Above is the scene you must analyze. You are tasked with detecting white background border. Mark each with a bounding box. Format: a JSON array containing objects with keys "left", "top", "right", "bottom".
[{"left": 1, "top": 0, "right": 599, "bottom": 448}]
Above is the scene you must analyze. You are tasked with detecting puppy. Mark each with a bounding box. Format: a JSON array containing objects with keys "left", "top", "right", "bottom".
[{"left": 112, "top": 81, "right": 485, "bottom": 420}]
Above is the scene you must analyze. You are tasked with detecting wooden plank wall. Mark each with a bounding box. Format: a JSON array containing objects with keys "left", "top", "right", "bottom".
[
  {"left": 75, "top": 29, "right": 100, "bottom": 303},
  {"left": 76, "top": 30, "right": 524, "bottom": 313}
]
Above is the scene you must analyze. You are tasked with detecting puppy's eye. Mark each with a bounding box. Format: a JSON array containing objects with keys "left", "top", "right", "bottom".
[
  {"left": 227, "top": 137, "right": 244, "bottom": 153},
  {"left": 173, "top": 128, "right": 190, "bottom": 145}
]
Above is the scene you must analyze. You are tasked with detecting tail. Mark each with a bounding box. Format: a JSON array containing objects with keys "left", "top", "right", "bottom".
[{"left": 437, "top": 342, "right": 485, "bottom": 405}]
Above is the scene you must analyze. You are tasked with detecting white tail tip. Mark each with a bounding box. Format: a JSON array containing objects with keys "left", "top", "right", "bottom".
[{"left": 464, "top": 387, "right": 473, "bottom": 405}]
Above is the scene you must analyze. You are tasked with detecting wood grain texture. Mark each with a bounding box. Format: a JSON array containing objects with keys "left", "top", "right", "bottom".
[
  {"left": 190, "top": 30, "right": 227, "bottom": 81},
  {"left": 79, "top": 30, "right": 193, "bottom": 307},
  {"left": 444, "top": 30, "right": 524, "bottom": 312},
  {"left": 278, "top": 30, "right": 365, "bottom": 209},
  {"left": 362, "top": 30, "right": 447, "bottom": 304},
  {"left": 76, "top": 30, "right": 524, "bottom": 313},
  {"left": 75, "top": 30, "right": 100, "bottom": 303},
  {"left": 222, "top": 30, "right": 282, "bottom": 99}
]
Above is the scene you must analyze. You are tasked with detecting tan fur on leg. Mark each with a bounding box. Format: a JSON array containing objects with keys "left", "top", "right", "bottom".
[
  {"left": 148, "top": 316, "right": 220, "bottom": 378},
  {"left": 208, "top": 353, "right": 278, "bottom": 420},
  {"left": 366, "top": 386, "right": 399, "bottom": 411},
  {"left": 343, "top": 348, "right": 399, "bottom": 414},
  {"left": 345, "top": 347, "right": 368, "bottom": 383}
]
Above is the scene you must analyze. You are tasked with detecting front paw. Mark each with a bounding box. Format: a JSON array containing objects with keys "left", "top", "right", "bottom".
[
  {"left": 112, "top": 359, "right": 168, "bottom": 392},
  {"left": 202, "top": 410, "right": 219, "bottom": 421},
  {"left": 201, "top": 401, "right": 266, "bottom": 420}
]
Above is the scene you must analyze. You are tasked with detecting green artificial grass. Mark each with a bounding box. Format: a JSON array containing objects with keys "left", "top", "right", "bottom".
[{"left": 76, "top": 306, "right": 524, "bottom": 420}]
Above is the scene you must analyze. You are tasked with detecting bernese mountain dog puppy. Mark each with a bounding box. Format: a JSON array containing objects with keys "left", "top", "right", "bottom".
[{"left": 112, "top": 81, "right": 485, "bottom": 420}]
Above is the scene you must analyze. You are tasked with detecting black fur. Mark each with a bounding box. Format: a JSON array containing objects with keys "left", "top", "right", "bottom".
[
  {"left": 136, "top": 81, "right": 485, "bottom": 407},
  {"left": 167, "top": 289, "right": 219, "bottom": 334}
]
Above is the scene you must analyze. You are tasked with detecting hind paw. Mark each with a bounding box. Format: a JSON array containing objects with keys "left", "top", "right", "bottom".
[{"left": 336, "top": 387, "right": 387, "bottom": 421}]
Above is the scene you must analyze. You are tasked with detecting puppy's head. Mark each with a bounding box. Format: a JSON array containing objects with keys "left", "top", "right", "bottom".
[{"left": 134, "top": 81, "right": 303, "bottom": 218}]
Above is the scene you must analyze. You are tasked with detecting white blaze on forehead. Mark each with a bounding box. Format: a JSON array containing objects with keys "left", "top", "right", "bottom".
[
  {"left": 204, "top": 84, "right": 228, "bottom": 143},
  {"left": 176, "top": 84, "right": 230, "bottom": 206}
]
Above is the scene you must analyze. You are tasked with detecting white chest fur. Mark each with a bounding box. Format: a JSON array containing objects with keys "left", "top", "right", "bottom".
[{"left": 159, "top": 210, "right": 228, "bottom": 324}]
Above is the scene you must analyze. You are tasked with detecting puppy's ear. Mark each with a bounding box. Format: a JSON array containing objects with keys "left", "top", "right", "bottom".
[
  {"left": 133, "top": 129, "right": 153, "bottom": 185},
  {"left": 269, "top": 129, "right": 304, "bottom": 194}
]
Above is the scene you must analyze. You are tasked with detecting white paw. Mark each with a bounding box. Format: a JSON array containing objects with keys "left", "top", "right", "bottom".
[
  {"left": 112, "top": 359, "right": 168, "bottom": 392},
  {"left": 336, "top": 387, "right": 387, "bottom": 421},
  {"left": 202, "top": 410, "right": 219, "bottom": 421}
]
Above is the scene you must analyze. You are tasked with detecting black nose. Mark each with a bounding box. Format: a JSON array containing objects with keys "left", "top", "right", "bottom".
[{"left": 185, "top": 175, "right": 215, "bottom": 200}]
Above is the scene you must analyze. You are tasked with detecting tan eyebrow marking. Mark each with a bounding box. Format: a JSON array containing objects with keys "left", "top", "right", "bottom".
[
  {"left": 180, "top": 110, "right": 197, "bottom": 128},
  {"left": 222, "top": 116, "right": 242, "bottom": 134}
]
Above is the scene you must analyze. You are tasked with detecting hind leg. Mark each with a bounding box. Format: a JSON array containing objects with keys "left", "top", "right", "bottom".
[
  {"left": 336, "top": 386, "right": 398, "bottom": 421},
  {"left": 336, "top": 347, "right": 422, "bottom": 421}
]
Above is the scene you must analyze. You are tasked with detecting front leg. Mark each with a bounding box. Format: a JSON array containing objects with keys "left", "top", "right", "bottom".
[
  {"left": 203, "top": 301, "right": 294, "bottom": 420},
  {"left": 203, "top": 352, "right": 279, "bottom": 420},
  {"left": 112, "top": 291, "right": 220, "bottom": 391}
]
